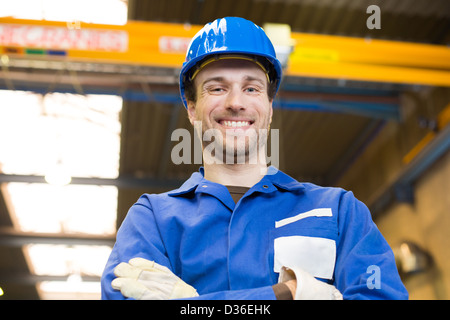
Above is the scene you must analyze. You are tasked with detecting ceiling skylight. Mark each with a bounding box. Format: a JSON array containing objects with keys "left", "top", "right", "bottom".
[
  {"left": 26, "top": 244, "right": 112, "bottom": 277},
  {"left": 0, "top": 0, "right": 128, "bottom": 25},
  {"left": 6, "top": 183, "right": 117, "bottom": 235},
  {"left": 26, "top": 244, "right": 113, "bottom": 300},
  {"left": 0, "top": 0, "right": 127, "bottom": 300},
  {"left": 0, "top": 90, "right": 122, "bottom": 299},
  {"left": 0, "top": 90, "right": 122, "bottom": 178}
]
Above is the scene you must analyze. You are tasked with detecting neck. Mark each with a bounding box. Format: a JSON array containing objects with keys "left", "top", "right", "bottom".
[
  {"left": 201, "top": 134, "right": 271, "bottom": 187},
  {"left": 203, "top": 162, "right": 268, "bottom": 187}
]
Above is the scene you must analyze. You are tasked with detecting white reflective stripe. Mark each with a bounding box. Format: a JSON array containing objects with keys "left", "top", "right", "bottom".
[
  {"left": 275, "top": 208, "right": 332, "bottom": 228},
  {"left": 274, "top": 236, "right": 336, "bottom": 280}
]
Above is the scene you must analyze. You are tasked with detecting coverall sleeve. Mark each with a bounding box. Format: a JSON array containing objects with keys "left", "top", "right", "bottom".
[
  {"left": 101, "top": 196, "right": 173, "bottom": 300},
  {"left": 101, "top": 196, "right": 277, "bottom": 300},
  {"left": 184, "top": 287, "right": 276, "bottom": 300},
  {"left": 334, "top": 191, "right": 408, "bottom": 300}
]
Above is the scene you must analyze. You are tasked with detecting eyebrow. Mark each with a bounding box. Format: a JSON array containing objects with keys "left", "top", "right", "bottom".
[
  {"left": 201, "top": 76, "right": 225, "bottom": 87},
  {"left": 201, "top": 75, "right": 266, "bottom": 88},
  {"left": 243, "top": 75, "right": 266, "bottom": 86}
]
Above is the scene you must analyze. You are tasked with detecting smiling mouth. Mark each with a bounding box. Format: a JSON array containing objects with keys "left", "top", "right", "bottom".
[{"left": 218, "top": 120, "right": 253, "bottom": 128}]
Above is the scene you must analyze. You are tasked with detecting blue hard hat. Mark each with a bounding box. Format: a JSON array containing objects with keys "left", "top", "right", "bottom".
[{"left": 179, "top": 17, "right": 283, "bottom": 108}]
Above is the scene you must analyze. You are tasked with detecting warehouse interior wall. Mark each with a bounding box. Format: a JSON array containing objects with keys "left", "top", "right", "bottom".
[
  {"left": 337, "top": 87, "right": 450, "bottom": 299},
  {"left": 377, "top": 151, "right": 450, "bottom": 299}
]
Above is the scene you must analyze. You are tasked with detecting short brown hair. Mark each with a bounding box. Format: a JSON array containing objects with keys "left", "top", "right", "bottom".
[
  {"left": 183, "top": 55, "right": 279, "bottom": 104},
  {"left": 184, "top": 79, "right": 277, "bottom": 104}
]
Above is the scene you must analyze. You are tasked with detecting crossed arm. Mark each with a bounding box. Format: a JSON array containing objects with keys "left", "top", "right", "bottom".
[
  {"left": 110, "top": 257, "right": 341, "bottom": 300},
  {"left": 101, "top": 193, "right": 408, "bottom": 300}
]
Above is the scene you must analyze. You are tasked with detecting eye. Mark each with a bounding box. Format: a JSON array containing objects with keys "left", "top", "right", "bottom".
[
  {"left": 206, "top": 86, "right": 226, "bottom": 94},
  {"left": 244, "top": 87, "right": 260, "bottom": 93}
]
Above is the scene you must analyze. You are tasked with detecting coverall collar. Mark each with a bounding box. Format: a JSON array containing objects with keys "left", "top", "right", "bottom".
[{"left": 167, "top": 166, "right": 306, "bottom": 198}]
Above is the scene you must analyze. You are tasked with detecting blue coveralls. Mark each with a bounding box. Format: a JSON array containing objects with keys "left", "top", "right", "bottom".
[{"left": 101, "top": 167, "right": 408, "bottom": 299}]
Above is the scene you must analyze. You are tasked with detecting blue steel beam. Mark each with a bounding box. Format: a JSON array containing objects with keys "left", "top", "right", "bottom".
[
  {"left": 370, "top": 124, "right": 450, "bottom": 217},
  {"left": 0, "top": 82, "right": 400, "bottom": 120},
  {"left": 0, "top": 173, "right": 184, "bottom": 189},
  {"left": 398, "top": 124, "right": 450, "bottom": 186},
  {"left": 274, "top": 99, "right": 400, "bottom": 120}
]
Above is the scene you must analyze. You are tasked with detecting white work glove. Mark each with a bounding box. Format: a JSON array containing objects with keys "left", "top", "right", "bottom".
[
  {"left": 279, "top": 266, "right": 343, "bottom": 300},
  {"left": 111, "top": 257, "right": 199, "bottom": 300}
]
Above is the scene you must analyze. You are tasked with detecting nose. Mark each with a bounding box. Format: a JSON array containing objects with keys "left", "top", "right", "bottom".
[{"left": 225, "top": 88, "right": 246, "bottom": 112}]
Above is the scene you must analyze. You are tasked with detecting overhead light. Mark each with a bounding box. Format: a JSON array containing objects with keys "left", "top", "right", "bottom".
[
  {"left": 45, "top": 160, "right": 72, "bottom": 186},
  {"left": 393, "top": 241, "right": 432, "bottom": 277},
  {"left": 263, "top": 23, "right": 296, "bottom": 69}
]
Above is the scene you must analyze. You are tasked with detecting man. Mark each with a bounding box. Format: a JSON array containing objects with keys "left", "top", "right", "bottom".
[{"left": 101, "top": 17, "right": 408, "bottom": 300}]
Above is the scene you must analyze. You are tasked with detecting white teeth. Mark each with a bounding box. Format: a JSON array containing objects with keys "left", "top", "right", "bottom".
[{"left": 222, "top": 121, "right": 250, "bottom": 127}]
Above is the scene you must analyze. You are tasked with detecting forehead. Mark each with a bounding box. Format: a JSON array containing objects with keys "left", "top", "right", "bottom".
[{"left": 195, "top": 58, "right": 268, "bottom": 84}]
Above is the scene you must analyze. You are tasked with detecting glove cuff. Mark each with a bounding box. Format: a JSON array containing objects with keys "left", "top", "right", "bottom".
[{"left": 279, "top": 266, "right": 343, "bottom": 300}]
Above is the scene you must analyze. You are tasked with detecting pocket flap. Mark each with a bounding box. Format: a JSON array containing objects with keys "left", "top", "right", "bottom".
[{"left": 275, "top": 208, "right": 332, "bottom": 228}]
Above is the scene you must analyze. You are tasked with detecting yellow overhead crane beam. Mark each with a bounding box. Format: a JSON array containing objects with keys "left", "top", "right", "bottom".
[
  {"left": 1, "top": 18, "right": 449, "bottom": 87},
  {"left": 0, "top": 18, "right": 200, "bottom": 68},
  {"left": 288, "top": 33, "right": 450, "bottom": 87}
]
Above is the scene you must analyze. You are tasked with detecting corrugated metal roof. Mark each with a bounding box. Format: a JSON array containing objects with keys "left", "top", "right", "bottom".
[{"left": 128, "top": 0, "right": 450, "bottom": 44}]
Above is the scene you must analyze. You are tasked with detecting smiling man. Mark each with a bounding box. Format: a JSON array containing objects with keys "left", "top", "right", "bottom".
[
  {"left": 101, "top": 17, "right": 408, "bottom": 300},
  {"left": 187, "top": 57, "right": 274, "bottom": 183}
]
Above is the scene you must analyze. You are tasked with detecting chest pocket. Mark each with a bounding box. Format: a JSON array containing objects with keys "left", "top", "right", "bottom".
[{"left": 271, "top": 208, "right": 338, "bottom": 281}]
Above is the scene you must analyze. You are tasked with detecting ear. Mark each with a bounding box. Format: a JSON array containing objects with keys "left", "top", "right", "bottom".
[
  {"left": 268, "top": 100, "right": 273, "bottom": 125},
  {"left": 186, "top": 100, "right": 197, "bottom": 125}
]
